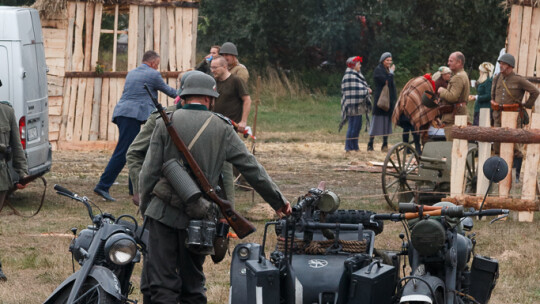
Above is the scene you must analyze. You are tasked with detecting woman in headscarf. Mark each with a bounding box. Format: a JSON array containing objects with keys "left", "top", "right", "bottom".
[
  {"left": 432, "top": 66, "right": 452, "bottom": 91},
  {"left": 469, "top": 62, "right": 494, "bottom": 126},
  {"left": 339, "top": 56, "right": 371, "bottom": 153},
  {"left": 368, "top": 52, "right": 397, "bottom": 152}
]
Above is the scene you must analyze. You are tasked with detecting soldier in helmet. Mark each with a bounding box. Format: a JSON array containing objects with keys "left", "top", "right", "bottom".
[
  {"left": 139, "top": 72, "right": 291, "bottom": 303},
  {"left": 0, "top": 98, "right": 28, "bottom": 281},
  {"left": 491, "top": 53, "right": 539, "bottom": 182},
  {"left": 219, "top": 42, "right": 249, "bottom": 84}
]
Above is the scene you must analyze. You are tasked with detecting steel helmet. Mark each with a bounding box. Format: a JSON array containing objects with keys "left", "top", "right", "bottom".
[
  {"left": 497, "top": 53, "right": 515, "bottom": 68},
  {"left": 179, "top": 73, "right": 219, "bottom": 98},
  {"left": 219, "top": 42, "right": 238, "bottom": 56},
  {"left": 177, "top": 70, "right": 205, "bottom": 96}
]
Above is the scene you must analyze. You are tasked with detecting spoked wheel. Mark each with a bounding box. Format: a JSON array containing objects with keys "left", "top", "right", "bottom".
[
  {"left": 382, "top": 142, "right": 421, "bottom": 210},
  {"left": 464, "top": 146, "right": 478, "bottom": 194}
]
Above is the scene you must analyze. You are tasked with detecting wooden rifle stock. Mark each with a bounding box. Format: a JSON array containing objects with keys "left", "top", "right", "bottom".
[{"left": 143, "top": 84, "right": 256, "bottom": 239}]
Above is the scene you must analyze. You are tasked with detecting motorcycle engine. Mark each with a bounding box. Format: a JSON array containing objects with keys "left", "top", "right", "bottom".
[{"left": 410, "top": 219, "right": 445, "bottom": 256}]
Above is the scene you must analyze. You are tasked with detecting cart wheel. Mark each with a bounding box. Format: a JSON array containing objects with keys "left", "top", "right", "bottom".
[
  {"left": 464, "top": 146, "right": 478, "bottom": 194},
  {"left": 382, "top": 142, "right": 420, "bottom": 210}
]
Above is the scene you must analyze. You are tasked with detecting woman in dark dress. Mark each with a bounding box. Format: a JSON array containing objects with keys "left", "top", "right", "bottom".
[{"left": 368, "top": 52, "right": 397, "bottom": 152}]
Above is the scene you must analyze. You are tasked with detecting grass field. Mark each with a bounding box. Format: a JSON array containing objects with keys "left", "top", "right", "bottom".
[{"left": 0, "top": 90, "right": 539, "bottom": 303}]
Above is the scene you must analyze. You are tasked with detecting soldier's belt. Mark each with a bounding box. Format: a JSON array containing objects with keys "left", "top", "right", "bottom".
[
  {"left": 491, "top": 100, "right": 520, "bottom": 112},
  {"left": 438, "top": 102, "right": 467, "bottom": 115}
]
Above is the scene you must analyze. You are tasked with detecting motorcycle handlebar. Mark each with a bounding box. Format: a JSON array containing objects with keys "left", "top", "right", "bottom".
[
  {"left": 373, "top": 207, "right": 508, "bottom": 221},
  {"left": 54, "top": 184, "right": 75, "bottom": 197}
]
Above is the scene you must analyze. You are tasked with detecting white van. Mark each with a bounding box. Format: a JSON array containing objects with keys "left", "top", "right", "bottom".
[{"left": 0, "top": 6, "right": 52, "bottom": 178}]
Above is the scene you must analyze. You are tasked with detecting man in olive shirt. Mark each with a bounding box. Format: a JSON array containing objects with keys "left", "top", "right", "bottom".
[
  {"left": 491, "top": 53, "right": 540, "bottom": 181},
  {"left": 139, "top": 73, "right": 291, "bottom": 303},
  {"left": 437, "top": 51, "right": 470, "bottom": 140}
]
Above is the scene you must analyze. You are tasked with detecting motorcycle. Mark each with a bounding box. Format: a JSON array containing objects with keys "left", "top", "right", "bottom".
[
  {"left": 371, "top": 156, "right": 510, "bottom": 304},
  {"left": 229, "top": 181, "right": 396, "bottom": 304},
  {"left": 43, "top": 185, "right": 148, "bottom": 304}
]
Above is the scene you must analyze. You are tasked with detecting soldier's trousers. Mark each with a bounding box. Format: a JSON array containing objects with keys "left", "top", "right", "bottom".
[{"left": 146, "top": 218, "right": 206, "bottom": 304}]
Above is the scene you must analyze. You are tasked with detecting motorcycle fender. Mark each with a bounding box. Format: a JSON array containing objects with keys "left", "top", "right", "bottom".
[
  {"left": 400, "top": 275, "right": 445, "bottom": 304},
  {"left": 43, "top": 266, "right": 123, "bottom": 303}
]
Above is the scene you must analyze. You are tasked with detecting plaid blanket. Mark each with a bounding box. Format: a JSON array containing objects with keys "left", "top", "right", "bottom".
[
  {"left": 339, "top": 68, "right": 370, "bottom": 131},
  {"left": 392, "top": 76, "right": 439, "bottom": 130}
]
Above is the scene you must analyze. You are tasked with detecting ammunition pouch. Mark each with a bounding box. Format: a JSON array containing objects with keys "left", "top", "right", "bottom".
[{"left": 186, "top": 219, "right": 216, "bottom": 255}]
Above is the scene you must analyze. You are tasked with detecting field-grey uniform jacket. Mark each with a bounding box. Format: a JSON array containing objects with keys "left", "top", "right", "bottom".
[
  {"left": 139, "top": 104, "right": 287, "bottom": 229},
  {"left": 0, "top": 102, "right": 27, "bottom": 191},
  {"left": 127, "top": 104, "right": 178, "bottom": 195}
]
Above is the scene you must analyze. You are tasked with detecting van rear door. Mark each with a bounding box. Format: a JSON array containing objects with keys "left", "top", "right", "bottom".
[{"left": 0, "top": 44, "right": 10, "bottom": 102}]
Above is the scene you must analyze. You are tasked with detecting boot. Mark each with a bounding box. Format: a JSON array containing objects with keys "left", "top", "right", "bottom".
[
  {"left": 513, "top": 157, "right": 523, "bottom": 182},
  {"left": 367, "top": 137, "right": 374, "bottom": 151},
  {"left": 381, "top": 136, "right": 388, "bottom": 152}
]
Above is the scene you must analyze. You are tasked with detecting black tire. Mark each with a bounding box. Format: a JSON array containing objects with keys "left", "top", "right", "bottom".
[{"left": 52, "top": 277, "right": 120, "bottom": 304}]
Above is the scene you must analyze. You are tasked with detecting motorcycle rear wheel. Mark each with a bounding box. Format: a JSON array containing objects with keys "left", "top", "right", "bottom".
[{"left": 52, "top": 277, "right": 120, "bottom": 304}]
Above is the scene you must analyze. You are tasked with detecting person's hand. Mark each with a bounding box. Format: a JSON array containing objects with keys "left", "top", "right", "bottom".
[
  {"left": 237, "top": 121, "right": 247, "bottom": 133},
  {"left": 132, "top": 193, "right": 140, "bottom": 207},
  {"left": 276, "top": 202, "right": 292, "bottom": 218},
  {"left": 368, "top": 88, "right": 372, "bottom": 94},
  {"left": 389, "top": 64, "right": 396, "bottom": 74},
  {"left": 468, "top": 95, "right": 476, "bottom": 101},
  {"left": 15, "top": 183, "right": 26, "bottom": 190},
  {"left": 438, "top": 87, "right": 445, "bottom": 94},
  {"left": 204, "top": 54, "right": 212, "bottom": 60}
]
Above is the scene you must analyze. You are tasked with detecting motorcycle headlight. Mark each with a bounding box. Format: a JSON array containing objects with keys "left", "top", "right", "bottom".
[
  {"left": 104, "top": 233, "right": 137, "bottom": 265},
  {"left": 410, "top": 219, "right": 445, "bottom": 256}
]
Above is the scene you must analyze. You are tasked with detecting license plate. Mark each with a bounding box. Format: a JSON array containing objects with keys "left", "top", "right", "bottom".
[{"left": 28, "top": 127, "right": 38, "bottom": 141}]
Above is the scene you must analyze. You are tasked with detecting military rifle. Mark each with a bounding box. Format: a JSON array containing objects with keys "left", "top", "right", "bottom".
[{"left": 143, "top": 84, "right": 256, "bottom": 239}]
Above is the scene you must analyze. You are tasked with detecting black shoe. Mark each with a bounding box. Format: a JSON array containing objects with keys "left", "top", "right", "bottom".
[
  {"left": 94, "top": 187, "right": 116, "bottom": 202},
  {"left": 367, "top": 145, "right": 374, "bottom": 151},
  {"left": 0, "top": 268, "right": 6, "bottom": 282}
]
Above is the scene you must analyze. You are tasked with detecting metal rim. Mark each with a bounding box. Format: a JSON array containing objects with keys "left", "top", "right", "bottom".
[{"left": 381, "top": 142, "right": 420, "bottom": 210}]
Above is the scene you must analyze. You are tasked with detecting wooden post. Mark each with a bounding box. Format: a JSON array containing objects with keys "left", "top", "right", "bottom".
[
  {"left": 73, "top": 78, "right": 87, "bottom": 141},
  {"left": 99, "top": 78, "right": 110, "bottom": 140},
  {"left": 153, "top": 6, "right": 161, "bottom": 54},
  {"left": 112, "top": 4, "right": 119, "bottom": 72},
  {"left": 181, "top": 7, "right": 192, "bottom": 70},
  {"left": 507, "top": 5, "right": 523, "bottom": 60},
  {"left": 159, "top": 7, "right": 168, "bottom": 70},
  {"left": 526, "top": 7, "right": 540, "bottom": 78},
  {"left": 191, "top": 4, "right": 198, "bottom": 68},
  {"left": 65, "top": 2, "right": 76, "bottom": 72},
  {"left": 476, "top": 108, "right": 492, "bottom": 197},
  {"left": 517, "top": 6, "right": 532, "bottom": 75},
  {"left": 175, "top": 8, "right": 183, "bottom": 71},
  {"left": 499, "top": 111, "right": 518, "bottom": 197},
  {"left": 83, "top": 2, "right": 95, "bottom": 72},
  {"left": 450, "top": 116, "right": 468, "bottom": 197},
  {"left": 167, "top": 8, "right": 176, "bottom": 70},
  {"left": 144, "top": 6, "right": 154, "bottom": 52},
  {"left": 520, "top": 113, "right": 540, "bottom": 221},
  {"left": 73, "top": 2, "right": 85, "bottom": 71},
  {"left": 137, "top": 6, "right": 145, "bottom": 66}
]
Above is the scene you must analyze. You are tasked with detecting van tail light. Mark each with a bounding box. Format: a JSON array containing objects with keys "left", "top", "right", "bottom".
[{"left": 19, "top": 116, "right": 26, "bottom": 149}]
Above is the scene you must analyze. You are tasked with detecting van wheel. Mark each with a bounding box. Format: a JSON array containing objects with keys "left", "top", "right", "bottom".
[{"left": 52, "top": 277, "right": 119, "bottom": 304}]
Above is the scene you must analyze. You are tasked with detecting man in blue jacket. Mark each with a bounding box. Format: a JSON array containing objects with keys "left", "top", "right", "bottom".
[{"left": 94, "top": 51, "right": 177, "bottom": 201}]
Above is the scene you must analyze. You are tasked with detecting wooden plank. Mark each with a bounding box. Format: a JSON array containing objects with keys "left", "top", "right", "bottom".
[
  {"left": 127, "top": 5, "right": 139, "bottom": 70},
  {"left": 507, "top": 5, "right": 523, "bottom": 60},
  {"left": 73, "top": 78, "right": 87, "bottom": 141},
  {"left": 49, "top": 106, "right": 62, "bottom": 116},
  {"left": 83, "top": 2, "right": 95, "bottom": 71},
  {"left": 112, "top": 4, "right": 119, "bottom": 72},
  {"left": 108, "top": 78, "right": 118, "bottom": 141},
  {"left": 65, "top": 2, "right": 76, "bottom": 71},
  {"left": 72, "top": 2, "right": 86, "bottom": 71},
  {"left": 45, "top": 58, "right": 66, "bottom": 68},
  {"left": 115, "top": 78, "right": 125, "bottom": 141},
  {"left": 526, "top": 7, "right": 540, "bottom": 77},
  {"left": 167, "top": 78, "right": 176, "bottom": 107},
  {"left": 59, "top": 78, "right": 71, "bottom": 140},
  {"left": 48, "top": 84, "right": 63, "bottom": 96},
  {"left": 64, "top": 79, "right": 79, "bottom": 141},
  {"left": 191, "top": 6, "right": 198, "bottom": 67},
  {"left": 181, "top": 7, "right": 192, "bottom": 70},
  {"left": 42, "top": 28, "right": 66, "bottom": 39},
  {"left": 499, "top": 111, "right": 519, "bottom": 197},
  {"left": 49, "top": 116, "right": 62, "bottom": 132},
  {"left": 450, "top": 116, "right": 468, "bottom": 197},
  {"left": 44, "top": 47, "right": 66, "bottom": 59},
  {"left": 175, "top": 8, "right": 183, "bottom": 71},
  {"left": 167, "top": 8, "right": 177, "bottom": 70},
  {"left": 153, "top": 6, "right": 161, "bottom": 54},
  {"left": 137, "top": 6, "right": 145, "bottom": 66},
  {"left": 90, "top": 3, "right": 103, "bottom": 71},
  {"left": 476, "top": 109, "right": 492, "bottom": 197},
  {"left": 46, "top": 66, "right": 65, "bottom": 77},
  {"left": 100, "top": 0, "right": 200, "bottom": 8},
  {"left": 160, "top": 7, "right": 168, "bottom": 70},
  {"left": 520, "top": 113, "right": 540, "bottom": 221},
  {"left": 81, "top": 78, "right": 95, "bottom": 140},
  {"left": 48, "top": 96, "right": 63, "bottom": 107},
  {"left": 517, "top": 6, "right": 532, "bottom": 75},
  {"left": 64, "top": 71, "right": 183, "bottom": 78},
  {"left": 90, "top": 78, "right": 103, "bottom": 141},
  {"left": 99, "top": 78, "right": 110, "bottom": 140},
  {"left": 41, "top": 19, "right": 68, "bottom": 29},
  {"left": 144, "top": 6, "right": 154, "bottom": 52}
]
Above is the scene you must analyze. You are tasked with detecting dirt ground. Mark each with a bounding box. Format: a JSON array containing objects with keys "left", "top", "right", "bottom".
[{"left": 0, "top": 138, "right": 539, "bottom": 303}]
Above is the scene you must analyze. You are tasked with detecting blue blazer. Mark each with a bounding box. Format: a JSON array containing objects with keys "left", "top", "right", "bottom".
[{"left": 112, "top": 64, "right": 177, "bottom": 123}]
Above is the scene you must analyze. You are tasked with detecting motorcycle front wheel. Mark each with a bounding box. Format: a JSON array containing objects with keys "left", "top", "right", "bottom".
[{"left": 52, "top": 277, "right": 120, "bottom": 304}]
